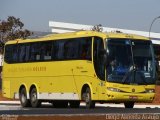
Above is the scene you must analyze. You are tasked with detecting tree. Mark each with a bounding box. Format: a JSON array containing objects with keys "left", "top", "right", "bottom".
[{"left": 0, "top": 16, "right": 33, "bottom": 53}]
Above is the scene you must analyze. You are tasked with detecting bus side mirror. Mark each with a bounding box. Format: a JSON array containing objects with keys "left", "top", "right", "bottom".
[{"left": 99, "top": 49, "right": 107, "bottom": 65}]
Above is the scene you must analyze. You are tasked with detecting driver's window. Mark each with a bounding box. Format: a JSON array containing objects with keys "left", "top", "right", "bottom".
[{"left": 93, "top": 37, "right": 105, "bottom": 80}]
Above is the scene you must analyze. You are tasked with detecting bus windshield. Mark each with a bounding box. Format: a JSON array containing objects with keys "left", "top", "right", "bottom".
[{"left": 106, "top": 39, "right": 156, "bottom": 85}]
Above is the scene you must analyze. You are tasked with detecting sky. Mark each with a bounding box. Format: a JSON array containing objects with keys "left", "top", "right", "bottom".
[{"left": 0, "top": 0, "right": 160, "bottom": 33}]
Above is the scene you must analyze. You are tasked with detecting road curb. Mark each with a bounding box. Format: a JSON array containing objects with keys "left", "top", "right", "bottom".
[{"left": 0, "top": 101, "right": 20, "bottom": 105}]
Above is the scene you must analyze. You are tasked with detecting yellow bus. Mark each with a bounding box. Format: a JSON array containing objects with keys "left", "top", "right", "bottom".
[{"left": 2, "top": 31, "right": 156, "bottom": 108}]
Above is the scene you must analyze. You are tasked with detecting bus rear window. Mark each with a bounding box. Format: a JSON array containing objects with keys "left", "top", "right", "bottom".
[{"left": 5, "top": 44, "right": 18, "bottom": 63}]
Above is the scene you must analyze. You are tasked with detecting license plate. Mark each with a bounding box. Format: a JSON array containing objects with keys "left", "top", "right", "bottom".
[{"left": 129, "top": 96, "right": 138, "bottom": 100}]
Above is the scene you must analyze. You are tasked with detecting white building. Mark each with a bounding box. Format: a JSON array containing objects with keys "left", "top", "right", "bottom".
[{"left": 49, "top": 21, "right": 160, "bottom": 45}]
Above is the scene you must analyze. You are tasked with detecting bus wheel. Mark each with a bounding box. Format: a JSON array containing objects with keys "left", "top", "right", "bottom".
[
  {"left": 124, "top": 102, "right": 134, "bottom": 108},
  {"left": 83, "top": 87, "right": 95, "bottom": 109},
  {"left": 19, "top": 87, "right": 30, "bottom": 107},
  {"left": 53, "top": 101, "right": 68, "bottom": 108},
  {"left": 30, "top": 88, "right": 41, "bottom": 108},
  {"left": 69, "top": 101, "right": 80, "bottom": 108}
]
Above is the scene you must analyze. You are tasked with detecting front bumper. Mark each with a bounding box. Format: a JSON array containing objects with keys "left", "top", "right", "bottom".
[{"left": 105, "top": 91, "right": 155, "bottom": 103}]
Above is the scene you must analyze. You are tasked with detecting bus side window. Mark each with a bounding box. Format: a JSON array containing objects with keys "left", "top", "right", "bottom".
[
  {"left": 52, "top": 40, "right": 65, "bottom": 60},
  {"left": 4, "top": 45, "right": 11, "bottom": 63},
  {"left": 80, "top": 37, "right": 92, "bottom": 60},
  {"left": 64, "top": 39, "right": 79, "bottom": 59},
  {"left": 51, "top": 37, "right": 92, "bottom": 61},
  {"left": 42, "top": 42, "right": 52, "bottom": 60},
  {"left": 18, "top": 44, "right": 30, "bottom": 63},
  {"left": 19, "top": 44, "right": 26, "bottom": 62},
  {"left": 57, "top": 41, "right": 65, "bottom": 60},
  {"left": 52, "top": 41, "right": 57, "bottom": 60},
  {"left": 12, "top": 45, "right": 19, "bottom": 63},
  {"left": 25, "top": 45, "right": 30, "bottom": 62},
  {"left": 30, "top": 43, "right": 40, "bottom": 61},
  {"left": 5, "top": 45, "right": 17, "bottom": 63}
]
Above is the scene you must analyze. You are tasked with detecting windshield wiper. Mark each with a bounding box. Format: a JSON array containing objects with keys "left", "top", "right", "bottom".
[
  {"left": 122, "top": 40, "right": 136, "bottom": 84},
  {"left": 122, "top": 65, "right": 135, "bottom": 84}
]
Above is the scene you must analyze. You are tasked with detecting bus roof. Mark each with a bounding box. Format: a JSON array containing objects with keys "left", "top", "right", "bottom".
[{"left": 5, "top": 30, "right": 149, "bottom": 45}]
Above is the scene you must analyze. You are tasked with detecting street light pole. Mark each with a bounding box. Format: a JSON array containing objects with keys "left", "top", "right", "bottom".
[
  {"left": 149, "top": 16, "right": 160, "bottom": 40},
  {"left": 149, "top": 16, "right": 160, "bottom": 81}
]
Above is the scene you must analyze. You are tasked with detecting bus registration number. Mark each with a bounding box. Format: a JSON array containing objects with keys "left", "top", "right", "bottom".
[{"left": 129, "top": 96, "right": 138, "bottom": 100}]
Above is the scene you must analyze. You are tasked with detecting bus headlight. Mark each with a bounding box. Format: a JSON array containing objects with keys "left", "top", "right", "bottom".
[
  {"left": 145, "top": 89, "right": 155, "bottom": 93},
  {"left": 107, "top": 87, "right": 121, "bottom": 92}
]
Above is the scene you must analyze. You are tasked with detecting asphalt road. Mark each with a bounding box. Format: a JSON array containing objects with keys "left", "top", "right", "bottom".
[{"left": 0, "top": 103, "right": 160, "bottom": 115}]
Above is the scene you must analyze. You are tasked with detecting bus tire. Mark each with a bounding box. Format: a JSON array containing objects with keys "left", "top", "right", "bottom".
[
  {"left": 82, "top": 87, "right": 95, "bottom": 109},
  {"left": 69, "top": 101, "right": 80, "bottom": 108},
  {"left": 30, "top": 87, "right": 41, "bottom": 108},
  {"left": 19, "top": 87, "right": 30, "bottom": 107},
  {"left": 124, "top": 102, "right": 134, "bottom": 108}
]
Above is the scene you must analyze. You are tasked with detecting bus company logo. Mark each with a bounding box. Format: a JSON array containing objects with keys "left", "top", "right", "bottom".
[
  {"left": 132, "top": 88, "right": 135, "bottom": 92},
  {"left": 7, "top": 66, "right": 47, "bottom": 73},
  {"left": 32, "top": 66, "right": 46, "bottom": 72}
]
